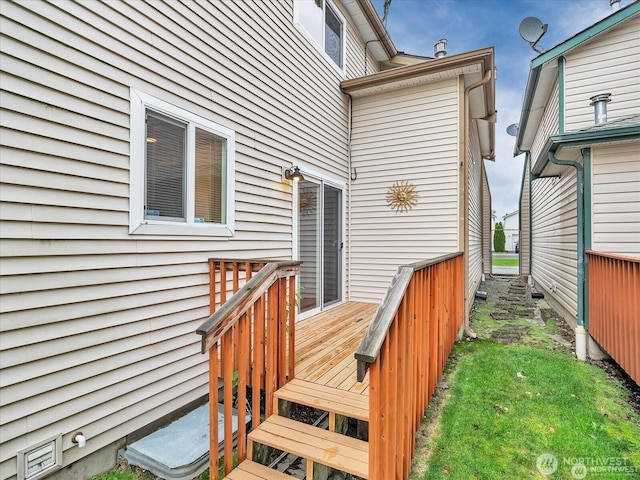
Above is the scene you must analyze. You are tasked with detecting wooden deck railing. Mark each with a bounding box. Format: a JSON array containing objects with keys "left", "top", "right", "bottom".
[
  {"left": 587, "top": 250, "right": 639, "bottom": 385},
  {"left": 355, "top": 252, "right": 464, "bottom": 480},
  {"left": 196, "top": 259, "right": 300, "bottom": 476}
]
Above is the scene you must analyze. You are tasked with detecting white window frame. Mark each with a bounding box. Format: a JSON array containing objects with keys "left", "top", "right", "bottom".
[
  {"left": 130, "top": 89, "right": 235, "bottom": 236},
  {"left": 293, "top": 0, "right": 346, "bottom": 76}
]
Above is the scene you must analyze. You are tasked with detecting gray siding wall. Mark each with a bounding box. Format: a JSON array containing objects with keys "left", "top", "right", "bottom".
[
  {"left": 591, "top": 142, "right": 640, "bottom": 257},
  {"left": 0, "top": 0, "right": 374, "bottom": 477},
  {"left": 481, "top": 162, "right": 492, "bottom": 275},
  {"left": 564, "top": 14, "right": 640, "bottom": 131},
  {"left": 349, "top": 78, "right": 460, "bottom": 302},
  {"left": 468, "top": 120, "right": 483, "bottom": 296},
  {"left": 530, "top": 164, "right": 579, "bottom": 319}
]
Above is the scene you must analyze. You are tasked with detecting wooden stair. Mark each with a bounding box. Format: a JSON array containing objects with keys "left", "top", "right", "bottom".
[
  {"left": 224, "top": 460, "right": 292, "bottom": 479},
  {"left": 224, "top": 379, "right": 369, "bottom": 479},
  {"left": 274, "top": 378, "right": 369, "bottom": 430}
]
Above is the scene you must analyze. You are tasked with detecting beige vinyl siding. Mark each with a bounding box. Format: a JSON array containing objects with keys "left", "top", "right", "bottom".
[
  {"left": 0, "top": 0, "right": 370, "bottom": 476},
  {"left": 481, "top": 162, "right": 492, "bottom": 274},
  {"left": 530, "top": 81, "right": 559, "bottom": 164},
  {"left": 520, "top": 159, "right": 531, "bottom": 276},
  {"left": 530, "top": 165, "right": 579, "bottom": 319},
  {"left": 468, "top": 120, "right": 483, "bottom": 295},
  {"left": 564, "top": 13, "right": 640, "bottom": 131},
  {"left": 349, "top": 78, "right": 460, "bottom": 302},
  {"left": 343, "top": 4, "right": 380, "bottom": 78},
  {"left": 591, "top": 142, "right": 640, "bottom": 257}
]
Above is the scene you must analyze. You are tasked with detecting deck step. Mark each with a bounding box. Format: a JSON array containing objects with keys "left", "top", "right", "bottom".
[
  {"left": 274, "top": 378, "right": 369, "bottom": 422},
  {"left": 248, "top": 415, "right": 368, "bottom": 479},
  {"left": 223, "top": 459, "right": 293, "bottom": 479}
]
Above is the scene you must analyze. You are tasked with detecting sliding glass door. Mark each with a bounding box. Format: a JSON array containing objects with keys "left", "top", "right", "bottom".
[{"left": 297, "top": 178, "right": 343, "bottom": 317}]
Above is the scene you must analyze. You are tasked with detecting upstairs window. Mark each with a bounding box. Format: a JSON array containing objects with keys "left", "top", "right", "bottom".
[
  {"left": 295, "top": 0, "right": 345, "bottom": 72},
  {"left": 130, "top": 89, "right": 235, "bottom": 236}
]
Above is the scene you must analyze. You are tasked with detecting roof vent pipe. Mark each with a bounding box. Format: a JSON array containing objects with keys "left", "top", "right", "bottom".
[
  {"left": 434, "top": 39, "right": 447, "bottom": 58},
  {"left": 590, "top": 93, "right": 612, "bottom": 125},
  {"left": 610, "top": 0, "right": 620, "bottom": 12}
]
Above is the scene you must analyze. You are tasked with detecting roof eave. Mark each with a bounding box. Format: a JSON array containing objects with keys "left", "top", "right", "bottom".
[
  {"left": 354, "top": 0, "right": 397, "bottom": 60},
  {"left": 341, "top": 46, "right": 494, "bottom": 94},
  {"left": 514, "top": 1, "right": 640, "bottom": 156},
  {"left": 532, "top": 125, "right": 640, "bottom": 176}
]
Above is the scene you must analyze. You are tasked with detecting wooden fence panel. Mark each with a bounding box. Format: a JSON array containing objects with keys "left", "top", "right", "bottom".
[{"left": 587, "top": 251, "right": 639, "bottom": 385}]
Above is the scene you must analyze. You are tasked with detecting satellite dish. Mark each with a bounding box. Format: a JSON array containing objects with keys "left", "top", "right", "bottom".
[
  {"left": 506, "top": 123, "right": 519, "bottom": 137},
  {"left": 519, "top": 17, "right": 548, "bottom": 53}
]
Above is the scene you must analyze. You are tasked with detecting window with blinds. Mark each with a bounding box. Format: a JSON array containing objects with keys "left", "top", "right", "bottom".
[
  {"left": 130, "top": 89, "right": 235, "bottom": 236},
  {"left": 145, "top": 111, "right": 186, "bottom": 221},
  {"left": 195, "top": 128, "right": 225, "bottom": 224}
]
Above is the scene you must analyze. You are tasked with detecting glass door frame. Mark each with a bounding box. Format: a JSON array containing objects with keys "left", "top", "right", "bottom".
[{"left": 293, "top": 171, "right": 346, "bottom": 321}]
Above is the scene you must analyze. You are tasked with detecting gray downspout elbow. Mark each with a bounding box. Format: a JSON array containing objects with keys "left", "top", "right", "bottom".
[{"left": 547, "top": 151, "right": 587, "bottom": 360}]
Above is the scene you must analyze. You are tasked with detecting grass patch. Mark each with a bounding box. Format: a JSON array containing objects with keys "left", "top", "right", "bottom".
[
  {"left": 492, "top": 258, "right": 519, "bottom": 267},
  {"left": 420, "top": 343, "right": 640, "bottom": 479},
  {"left": 91, "top": 471, "right": 136, "bottom": 480}
]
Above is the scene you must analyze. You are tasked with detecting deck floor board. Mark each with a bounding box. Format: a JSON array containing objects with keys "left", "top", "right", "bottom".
[{"left": 295, "top": 302, "right": 377, "bottom": 395}]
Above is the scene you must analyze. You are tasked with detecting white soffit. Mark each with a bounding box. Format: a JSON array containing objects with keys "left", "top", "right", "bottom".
[
  {"left": 520, "top": 63, "right": 558, "bottom": 151},
  {"left": 341, "top": 0, "right": 389, "bottom": 61},
  {"left": 348, "top": 62, "right": 481, "bottom": 98}
]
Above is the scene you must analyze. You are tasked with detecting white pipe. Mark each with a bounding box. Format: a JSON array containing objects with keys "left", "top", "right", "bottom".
[
  {"left": 73, "top": 432, "right": 86, "bottom": 448},
  {"left": 575, "top": 325, "right": 587, "bottom": 360}
]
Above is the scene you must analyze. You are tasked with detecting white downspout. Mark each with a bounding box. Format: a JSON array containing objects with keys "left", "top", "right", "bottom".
[
  {"left": 462, "top": 70, "right": 493, "bottom": 339},
  {"left": 345, "top": 92, "right": 353, "bottom": 300}
]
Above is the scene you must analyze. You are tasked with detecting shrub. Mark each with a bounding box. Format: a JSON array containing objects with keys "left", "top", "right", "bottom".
[{"left": 494, "top": 222, "right": 506, "bottom": 252}]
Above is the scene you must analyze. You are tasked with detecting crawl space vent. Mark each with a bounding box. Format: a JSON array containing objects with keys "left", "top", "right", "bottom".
[{"left": 18, "top": 435, "right": 62, "bottom": 480}]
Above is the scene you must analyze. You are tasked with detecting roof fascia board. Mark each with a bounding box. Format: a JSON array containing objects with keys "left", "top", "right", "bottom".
[
  {"left": 551, "top": 125, "right": 640, "bottom": 147},
  {"left": 341, "top": 47, "right": 493, "bottom": 93},
  {"left": 531, "top": 2, "right": 640, "bottom": 69},
  {"left": 354, "top": 0, "right": 397, "bottom": 59},
  {"left": 514, "top": 66, "right": 542, "bottom": 155}
]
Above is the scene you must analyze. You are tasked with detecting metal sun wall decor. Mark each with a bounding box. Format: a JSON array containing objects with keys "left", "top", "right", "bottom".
[{"left": 386, "top": 180, "right": 418, "bottom": 213}]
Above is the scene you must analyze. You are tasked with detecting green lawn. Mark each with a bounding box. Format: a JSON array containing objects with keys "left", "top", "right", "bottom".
[
  {"left": 492, "top": 257, "right": 519, "bottom": 267},
  {"left": 414, "top": 343, "right": 640, "bottom": 479}
]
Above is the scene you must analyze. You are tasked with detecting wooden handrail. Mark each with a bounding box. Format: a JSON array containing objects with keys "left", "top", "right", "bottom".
[
  {"left": 196, "top": 259, "right": 300, "bottom": 477},
  {"left": 197, "top": 261, "right": 300, "bottom": 353},
  {"left": 355, "top": 251, "right": 463, "bottom": 379}
]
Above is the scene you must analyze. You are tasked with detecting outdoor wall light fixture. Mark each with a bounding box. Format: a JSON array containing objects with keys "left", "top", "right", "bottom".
[{"left": 284, "top": 166, "right": 304, "bottom": 182}]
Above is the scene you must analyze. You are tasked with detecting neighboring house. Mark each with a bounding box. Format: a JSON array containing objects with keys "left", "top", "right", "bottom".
[
  {"left": 0, "top": 1, "right": 495, "bottom": 479},
  {"left": 502, "top": 210, "right": 519, "bottom": 252},
  {"left": 514, "top": 2, "right": 640, "bottom": 371}
]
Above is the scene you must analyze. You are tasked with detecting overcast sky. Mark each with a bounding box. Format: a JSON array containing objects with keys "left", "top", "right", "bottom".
[{"left": 371, "top": 0, "right": 634, "bottom": 222}]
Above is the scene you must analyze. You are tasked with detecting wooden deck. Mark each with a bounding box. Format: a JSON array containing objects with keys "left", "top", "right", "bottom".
[{"left": 294, "top": 302, "right": 378, "bottom": 395}]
